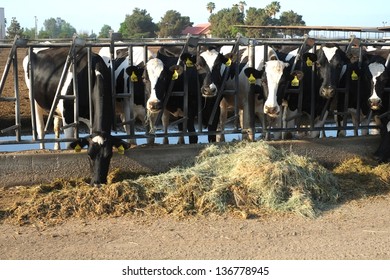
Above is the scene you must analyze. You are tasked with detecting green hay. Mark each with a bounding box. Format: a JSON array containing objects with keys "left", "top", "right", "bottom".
[{"left": 5, "top": 141, "right": 343, "bottom": 225}]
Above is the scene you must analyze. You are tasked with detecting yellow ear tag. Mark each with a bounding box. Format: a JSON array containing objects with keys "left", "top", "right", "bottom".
[
  {"left": 74, "top": 144, "right": 82, "bottom": 153},
  {"left": 248, "top": 73, "right": 256, "bottom": 84},
  {"left": 225, "top": 58, "right": 232, "bottom": 67},
  {"left": 172, "top": 69, "right": 179, "bottom": 80},
  {"left": 117, "top": 145, "right": 125, "bottom": 155},
  {"left": 130, "top": 71, "right": 138, "bottom": 82},
  {"left": 306, "top": 57, "right": 313, "bottom": 67},
  {"left": 185, "top": 58, "right": 194, "bottom": 67},
  {"left": 351, "top": 70, "right": 358, "bottom": 81},
  {"left": 291, "top": 75, "right": 300, "bottom": 87}
]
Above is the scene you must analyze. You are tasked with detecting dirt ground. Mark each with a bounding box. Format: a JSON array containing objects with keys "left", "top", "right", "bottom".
[
  {"left": 1, "top": 194, "right": 389, "bottom": 260},
  {"left": 1, "top": 45, "right": 390, "bottom": 260}
]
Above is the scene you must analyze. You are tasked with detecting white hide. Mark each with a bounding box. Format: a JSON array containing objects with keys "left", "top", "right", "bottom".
[
  {"left": 368, "top": 62, "right": 386, "bottom": 103},
  {"left": 322, "top": 46, "right": 338, "bottom": 62},
  {"left": 263, "top": 60, "right": 290, "bottom": 117}
]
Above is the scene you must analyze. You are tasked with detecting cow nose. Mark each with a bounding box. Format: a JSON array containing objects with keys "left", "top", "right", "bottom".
[
  {"left": 264, "top": 105, "right": 279, "bottom": 117},
  {"left": 202, "top": 84, "right": 218, "bottom": 98},
  {"left": 320, "top": 86, "right": 335, "bottom": 99},
  {"left": 147, "top": 99, "right": 162, "bottom": 112},
  {"left": 369, "top": 97, "right": 382, "bottom": 110}
]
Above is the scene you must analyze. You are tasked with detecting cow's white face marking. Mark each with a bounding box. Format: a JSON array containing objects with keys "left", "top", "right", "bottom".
[
  {"left": 263, "top": 60, "right": 289, "bottom": 116},
  {"left": 200, "top": 49, "right": 219, "bottom": 71},
  {"left": 146, "top": 58, "right": 164, "bottom": 108},
  {"left": 368, "top": 62, "right": 385, "bottom": 101},
  {"left": 322, "top": 46, "right": 338, "bottom": 62},
  {"left": 387, "top": 121, "right": 390, "bottom": 132},
  {"left": 92, "top": 135, "right": 104, "bottom": 145}
]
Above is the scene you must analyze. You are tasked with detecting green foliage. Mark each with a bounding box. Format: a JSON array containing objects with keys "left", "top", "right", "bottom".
[
  {"left": 158, "top": 10, "right": 192, "bottom": 38},
  {"left": 118, "top": 8, "right": 158, "bottom": 38},
  {"left": 98, "top": 24, "right": 112, "bottom": 38},
  {"left": 40, "top": 17, "right": 76, "bottom": 39},
  {"left": 209, "top": 7, "right": 245, "bottom": 38},
  {"left": 6, "top": 17, "right": 23, "bottom": 38}
]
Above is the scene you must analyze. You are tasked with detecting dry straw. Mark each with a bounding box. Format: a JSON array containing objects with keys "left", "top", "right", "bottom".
[{"left": 5, "top": 141, "right": 345, "bottom": 225}]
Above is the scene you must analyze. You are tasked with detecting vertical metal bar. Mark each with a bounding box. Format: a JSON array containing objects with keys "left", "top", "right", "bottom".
[
  {"left": 72, "top": 48, "right": 79, "bottom": 138},
  {"left": 87, "top": 47, "right": 93, "bottom": 134},
  {"left": 245, "top": 39, "right": 255, "bottom": 141},
  {"left": 12, "top": 49, "right": 21, "bottom": 141},
  {"left": 128, "top": 45, "right": 135, "bottom": 140},
  {"left": 28, "top": 47, "right": 38, "bottom": 141},
  {"left": 109, "top": 34, "right": 117, "bottom": 131}
]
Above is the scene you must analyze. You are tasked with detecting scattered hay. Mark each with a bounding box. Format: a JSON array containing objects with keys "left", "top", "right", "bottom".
[
  {"left": 333, "top": 157, "right": 390, "bottom": 199},
  {"left": 4, "top": 141, "right": 341, "bottom": 225}
]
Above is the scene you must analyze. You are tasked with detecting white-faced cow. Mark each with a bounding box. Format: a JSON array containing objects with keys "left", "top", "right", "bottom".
[{"left": 23, "top": 47, "right": 130, "bottom": 185}]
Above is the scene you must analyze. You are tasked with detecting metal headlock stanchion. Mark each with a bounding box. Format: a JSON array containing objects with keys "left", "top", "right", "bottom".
[
  {"left": 207, "top": 34, "right": 247, "bottom": 128},
  {"left": 154, "top": 34, "right": 200, "bottom": 133},
  {"left": 281, "top": 35, "right": 315, "bottom": 139},
  {"left": 43, "top": 35, "right": 86, "bottom": 138},
  {"left": 0, "top": 35, "right": 27, "bottom": 140}
]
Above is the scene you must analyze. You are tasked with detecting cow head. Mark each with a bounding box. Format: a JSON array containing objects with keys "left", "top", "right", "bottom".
[
  {"left": 190, "top": 48, "right": 232, "bottom": 98},
  {"left": 365, "top": 61, "right": 389, "bottom": 111},
  {"left": 314, "top": 44, "right": 348, "bottom": 99},
  {"left": 140, "top": 58, "right": 183, "bottom": 114},
  {"left": 70, "top": 134, "right": 130, "bottom": 186}
]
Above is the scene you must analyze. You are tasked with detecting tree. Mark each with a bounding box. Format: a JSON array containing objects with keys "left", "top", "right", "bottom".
[
  {"left": 279, "top": 10, "right": 306, "bottom": 37},
  {"left": 119, "top": 8, "right": 158, "bottom": 38},
  {"left": 236, "top": 1, "right": 247, "bottom": 13},
  {"left": 98, "top": 24, "right": 112, "bottom": 38},
  {"left": 40, "top": 17, "right": 76, "bottom": 38},
  {"left": 265, "top": 1, "right": 281, "bottom": 18},
  {"left": 6, "top": 17, "right": 23, "bottom": 38},
  {"left": 244, "top": 7, "right": 272, "bottom": 37},
  {"left": 206, "top": 2, "right": 216, "bottom": 14},
  {"left": 158, "top": 10, "right": 192, "bottom": 38},
  {"left": 209, "top": 6, "right": 244, "bottom": 38}
]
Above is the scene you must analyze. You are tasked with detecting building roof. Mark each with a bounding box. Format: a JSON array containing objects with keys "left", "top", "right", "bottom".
[{"left": 182, "top": 23, "right": 211, "bottom": 35}]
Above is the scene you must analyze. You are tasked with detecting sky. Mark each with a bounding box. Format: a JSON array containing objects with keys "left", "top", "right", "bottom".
[{"left": 1, "top": 0, "right": 389, "bottom": 34}]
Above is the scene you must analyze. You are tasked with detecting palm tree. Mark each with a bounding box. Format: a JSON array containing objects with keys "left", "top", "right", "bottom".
[
  {"left": 206, "top": 2, "right": 216, "bottom": 14},
  {"left": 238, "top": 1, "right": 247, "bottom": 14},
  {"left": 265, "top": 1, "right": 281, "bottom": 18}
]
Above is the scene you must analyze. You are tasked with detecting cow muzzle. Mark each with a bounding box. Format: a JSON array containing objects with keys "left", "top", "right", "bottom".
[
  {"left": 264, "top": 105, "right": 280, "bottom": 118},
  {"left": 147, "top": 100, "right": 162, "bottom": 113},
  {"left": 369, "top": 97, "right": 382, "bottom": 111},
  {"left": 201, "top": 84, "right": 218, "bottom": 98},
  {"left": 320, "top": 85, "right": 336, "bottom": 99}
]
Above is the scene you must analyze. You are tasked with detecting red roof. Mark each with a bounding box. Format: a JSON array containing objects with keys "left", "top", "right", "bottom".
[{"left": 182, "top": 23, "right": 211, "bottom": 35}]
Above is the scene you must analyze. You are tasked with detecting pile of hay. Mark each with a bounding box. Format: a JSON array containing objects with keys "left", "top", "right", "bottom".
[{"left": 6, "top": 141, "right": 341, "bottom": 225}]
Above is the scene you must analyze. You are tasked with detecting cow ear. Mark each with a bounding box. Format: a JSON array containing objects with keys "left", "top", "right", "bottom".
[
  {"left": 244, "top": 67, "right": 264, "bottom": 84},
  {"left": 169, "top": 65, "right": 184, "bottom": 80},
  {"left": 126, "top": 65, "right": 143, "bottom": 82},
  {"left": 180, "top": 53, "right": 196, "bottom": 67},
  {"left": 303, "top": 53, "right": 317, "bottom": 67},
  {"left": 290, "top": 70, "right": 304, "bottom": 87},
  {"left": 111, "top": 137, "right": 131, "bottom": 155},
  {"left": 69, "top": 138, "right": 90, "bottom": 152}
]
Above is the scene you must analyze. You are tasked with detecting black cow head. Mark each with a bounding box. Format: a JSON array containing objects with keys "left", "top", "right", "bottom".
[
  {"left": 363, "top": 60, "right": 389, "bottom": 111},
  {"left": 139, "top": 58, "right": 184, "bottom": 114},
  {"left": 186, "top": 48, "right": 232, "bottom": 98},
  {"left": 313, "top": 44, "right": 348, "bottom": 99},
  {"left": 70, "top": 134, "right": 130, "bottom": 186}
]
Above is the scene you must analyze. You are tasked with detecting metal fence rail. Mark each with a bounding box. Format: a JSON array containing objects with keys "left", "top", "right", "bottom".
[{"left": 1, "top": 35, "right": 390, "bottom": 149}]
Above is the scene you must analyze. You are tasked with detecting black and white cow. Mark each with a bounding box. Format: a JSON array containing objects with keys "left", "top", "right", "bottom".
[
  {"left": 23, "top": 47, "right": 130, "bottom": 185},
  {"left": 99, "top": 46, "right": 155, "bottom": 144},
  {"left": 139, "top": 46, "right": 227, "bottom": 144},
  {"left": 359, "top": 49, "right": 390, "bottom": 161}
]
